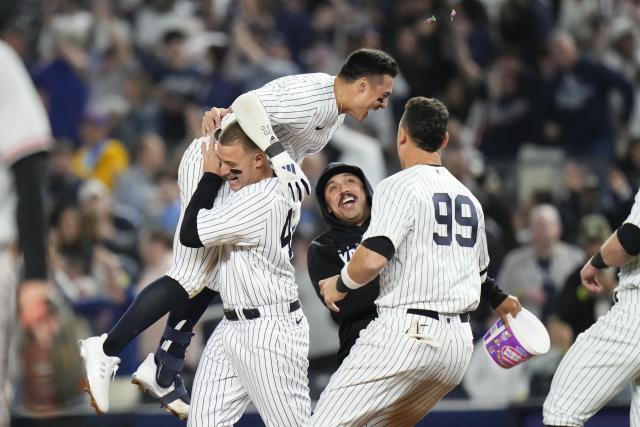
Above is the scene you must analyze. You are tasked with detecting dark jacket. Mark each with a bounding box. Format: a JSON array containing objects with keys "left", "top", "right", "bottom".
[{"left": 307, "top": 163, "right": 379, "bottom": 365}]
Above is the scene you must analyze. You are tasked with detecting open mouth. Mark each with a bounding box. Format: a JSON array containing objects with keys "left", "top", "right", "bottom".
[{"left": 339, "top": 193, "right": 357, "bottom": 208}]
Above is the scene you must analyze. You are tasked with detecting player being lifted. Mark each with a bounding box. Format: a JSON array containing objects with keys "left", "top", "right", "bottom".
[{"left": 78, "top": 48, "right": 398, "bottom": 418}]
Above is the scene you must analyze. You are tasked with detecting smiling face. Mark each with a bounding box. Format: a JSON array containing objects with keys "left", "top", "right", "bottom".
[
  {"left": 216, "top": 142, "right": 267, "bottom": 191},
  {"left": 324, "top": 172, "right": 369, "bottom": 226},
  {"left": 345, "top": 74, "right": 394, "bottom": 122}
]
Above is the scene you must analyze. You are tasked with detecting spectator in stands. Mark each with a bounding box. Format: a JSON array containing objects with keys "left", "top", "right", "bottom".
[
  {"left": 115, "top": 133, "right": 166, "bottom": 222},
  {"left": 556, "top": 214, "right": 614, "bottom": 337},
  {"left": 547, "top": 31, "right": 634, "bottom": 160},
  {"left": 70, "top": 111, "right": 129, "bottom": 191},
  {"left": 497, "top": 204, "right": 584, "bottom": 321}
]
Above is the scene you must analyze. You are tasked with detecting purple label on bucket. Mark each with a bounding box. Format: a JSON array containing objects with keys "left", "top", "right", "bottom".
[{"left": 484, "top": 324, "right": 533, "bottom": 369}]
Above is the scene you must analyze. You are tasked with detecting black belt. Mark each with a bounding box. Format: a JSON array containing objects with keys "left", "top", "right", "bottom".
[
  {"left": 407, "top": 308, "right": 470, "bottom": 323},
  {"left": 224, "top": 300, "right": 300, "bottom": 321}
]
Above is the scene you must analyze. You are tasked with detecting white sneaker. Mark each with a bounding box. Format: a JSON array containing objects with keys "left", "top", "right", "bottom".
[
  {"left": 78, "top": 334, "right": 120, "bottom": 414},
  {"left": 131, "top": 353, "right": 190, "bottom": 420}
]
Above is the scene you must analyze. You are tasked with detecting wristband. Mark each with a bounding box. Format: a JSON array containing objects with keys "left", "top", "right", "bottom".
[
  {"left": 590, "top": 252, "right": 609, "bottom": 269},
  {"left": 336, "top": 276, "right": 350, "bottom": 293},
  {"left": 340, "top": 264, "right": 365, "bottom": 290}
]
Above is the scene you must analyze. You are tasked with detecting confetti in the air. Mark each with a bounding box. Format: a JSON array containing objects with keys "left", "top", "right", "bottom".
[
  {"left": 450, "top": 9, "right": 457, "bottom": 21},
  {"left": 425, "top": 15, "right": 437, "bottom": 23}
]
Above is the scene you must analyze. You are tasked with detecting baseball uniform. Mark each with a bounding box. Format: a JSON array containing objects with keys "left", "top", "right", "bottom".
[
  {"left": 308, "top": 164, "right": 488, "bottom": 426},
  {"left": 543, "top": 189, "right": 640, "bottom": 427},
  {"left": 184, "top": 173, "right": 309, "bottom": 427}
]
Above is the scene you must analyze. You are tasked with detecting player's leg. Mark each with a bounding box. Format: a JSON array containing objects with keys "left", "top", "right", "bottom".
[
  {"left": 79, "top": 275, "right": 190, "bottom": 413},
  {"left": 228, "top": 312, "right": 311, "bottom": 426},
  {"left": 631, "top": 377, "right": 640, "bottom": 427},
  {"left": 131, "top": 287, "right": 219, "bottom": 419},
  {"left": 543, "top": 299, "right": 640, "bottom": 427},
  {"left": 307, "top": 314, "right": 473, "bottom": 427},
  {"left": 188, "top": 320, "right": 250, "bottom": 427}
]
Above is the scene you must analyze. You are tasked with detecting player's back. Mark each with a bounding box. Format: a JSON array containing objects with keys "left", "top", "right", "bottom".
[
  {"left": 253, "top": 73, "right": 344, "bottom": 161},
  {"left": 367, "top": 165, "right": 488, "bottom": 314}
]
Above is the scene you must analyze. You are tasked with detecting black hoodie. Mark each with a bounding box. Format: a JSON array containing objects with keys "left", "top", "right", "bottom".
[{"left": 307, "top": 163, "right": 380, "bottom": 365}]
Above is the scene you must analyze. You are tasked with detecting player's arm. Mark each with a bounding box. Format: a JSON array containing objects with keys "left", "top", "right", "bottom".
[
  {"left": 320, "top": 178, "right": 412, "bottom": 311},
  {"left": 12, "top": 152, "right": 48, "bottom": 281}
]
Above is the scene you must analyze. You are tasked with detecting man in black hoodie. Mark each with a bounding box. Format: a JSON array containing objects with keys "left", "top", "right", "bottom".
[
  {"left": 308, "top": 162, "right": 522, "bottom": 366},
  {"left": 308, "top": 163, "right": 379, "bottom": 365}
]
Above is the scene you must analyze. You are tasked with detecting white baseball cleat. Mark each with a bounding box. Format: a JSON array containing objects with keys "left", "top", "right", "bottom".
[
  {"left": 131, "top": 353, "right": 190, "bottom": 420},
  {"left": 78, "top": 334, "right": 120, "bottom": 414}
]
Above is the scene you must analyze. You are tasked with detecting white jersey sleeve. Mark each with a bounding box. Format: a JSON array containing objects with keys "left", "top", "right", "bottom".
[
  {"left": 476, "top": 208, "right": 490, "bottom": 282},
  {"left": 196, "top": 182, "right": 278, "bottom": 247},
  {"left": 0, "top": 41, "right": 51, "bottom": 164},
  {"left": 623, "top": 189, "right": 640, "bottom": 227},
  {"left": 362, "top": 177, "right": 415, "bottom": 248}
]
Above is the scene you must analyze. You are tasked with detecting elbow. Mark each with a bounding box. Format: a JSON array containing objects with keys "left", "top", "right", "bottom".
[
  {"left": 179, "top": 218, "right": 203, "bottom": 248},
  {"left": 361, "top": 252, "right": 388, "bottom": 277}
]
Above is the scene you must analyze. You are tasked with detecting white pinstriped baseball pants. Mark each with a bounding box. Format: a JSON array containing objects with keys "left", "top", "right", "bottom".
[
  {"left": 543, "top": 288, "right": 640, "bottom": 427},
  {"left": 189, "top": 305, "right": 310, "bottom": 427},
  {"left": 307, "top": 309, "right": 474, "bottom": 427}
]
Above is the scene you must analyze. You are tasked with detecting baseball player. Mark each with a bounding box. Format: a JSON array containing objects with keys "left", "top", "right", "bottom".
[
  {"left": 78, "top": 48, "right": 398, "bottom": 417},
  {"left": 309, "top": 162, "right": 521, "bottom": 366},
  {"left": 311, "top": 97, "right": 495, "bottom": 426},
  {"left": 0, "top": 5, "right": 51, "bottom": 424},
  {"left": 181, "top": 116, "right": 309, "bottom": 426},
  {"left": 543, "top": 188, "right": 640, "bottom": 427}
]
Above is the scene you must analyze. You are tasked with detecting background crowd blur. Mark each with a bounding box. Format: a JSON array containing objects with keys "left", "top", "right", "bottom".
[{"left": 4, "top": 0, "right": 640, "bottom": 421}]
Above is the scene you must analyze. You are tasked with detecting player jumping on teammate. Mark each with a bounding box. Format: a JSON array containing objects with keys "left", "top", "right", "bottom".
[{"left": 78, "top": 48, "right": 398, "bottom": 418}]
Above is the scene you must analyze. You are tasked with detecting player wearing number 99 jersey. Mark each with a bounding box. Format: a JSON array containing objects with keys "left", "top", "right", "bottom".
[{"left": 310, "top": 97, "right": 488, "bottom": 426}]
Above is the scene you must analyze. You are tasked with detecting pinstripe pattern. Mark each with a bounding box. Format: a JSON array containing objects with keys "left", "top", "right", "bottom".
[
  {"left": 307, "top": 312, "right": 473, "bottom": 426},
  {"left": 253, "top": 73, "right": 345, "bottom": 161},
  {"left": 197, "top": 178, "right": 300, "bottom": 308},
  {"left": 308, "top": 164, "right": 485, "bottom": 426},
  {"left": 618, "top": 189, "right": 640, "bottom": 293},
  {"left": 543, "top": 289, "right": 640, "bottom": 426},
  {"left": 189, "top": 309, "right": 310, "bottom": 426},
  {"left": 166, "top": 136, "right": 231, "bottom": 296},
  {"left": 363, "top": 165, "right": 487, "bottom": 313},
  {"left": 168, "top": 73, "right": 343, "bottom": 297},
  {"left": 543, "top": 189, "right": 640, "bottom": 427}
]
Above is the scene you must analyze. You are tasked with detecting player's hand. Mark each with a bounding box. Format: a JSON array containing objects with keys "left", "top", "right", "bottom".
[
  {"left": 581, "top": 261, "right": 604, "bottom": 293},
  {"left": 319, "top": 275, "right": 346, "bottom": 312},
  {"left": 494, "top": 295, "right": 522, "bottom": 327},
  {"left": 202, "top": 107, "right": 232, "bottom": 136},
  {"left": 200, "top": 138, "right": 221, "bottom": 176},
  {"left": 272, "top": 149, "right": 310, "bottom": 203}
]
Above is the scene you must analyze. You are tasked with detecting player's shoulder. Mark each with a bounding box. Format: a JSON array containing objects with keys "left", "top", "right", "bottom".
[
  {"left": 0, "top": 41, "right": 25, "bottom": 80},
  {"left": 260, "top": 73, "right": 334, "bottom": 91}
]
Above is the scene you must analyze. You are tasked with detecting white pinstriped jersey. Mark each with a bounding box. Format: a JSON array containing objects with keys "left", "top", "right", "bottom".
[
  {"left": 253, "top": 73, "right": 344, "bottom": 161},
  {"left": 362, "top": 165, "right": 488, "bottom": 313},
  {"left": 617, "top": 188, "right": 640, "bottom": 292},
  {"left": 196, "top": 178, "right": 300, "bottom": 308},
  {"left": 167, "top": 74, "right": 343, "bottom": 293}
]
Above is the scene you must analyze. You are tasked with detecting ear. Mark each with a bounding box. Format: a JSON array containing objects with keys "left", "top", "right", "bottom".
[
  {"left": 255, "top": 152, "right": 265, "bottom": 168},
  {"left": 397, "top": 125, "right": 407, "bottom": 147},
  {"left": 440, "top": 131, "right": 450, "bottom": 150},
  {"left": 358, "top": 77, "right": 367, "bottom": 93}
]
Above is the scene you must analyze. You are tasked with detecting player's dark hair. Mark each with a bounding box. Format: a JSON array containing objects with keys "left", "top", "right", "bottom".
[
  {"left": 337, "top": 49, "right": 398, "bottom": 83},
  {"left": 219, "top": 122, "right": 260, "bottom": 153},
  {"left": 400, "top": 97, "right": 449, "bottom": 153}
]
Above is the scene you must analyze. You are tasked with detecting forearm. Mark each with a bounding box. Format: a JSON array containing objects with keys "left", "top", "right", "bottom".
[
  {"left": 12, "top": 152, "right": 48, "bottom": 280},
  {"left": 344, "top": 245, "right": 388, "bottom": 289},
  {"left": 179, "top": 172, "right": 224, "bottom": 248},
  {"left": 599, "top": 226, "right": 638, "bottom": 267}
]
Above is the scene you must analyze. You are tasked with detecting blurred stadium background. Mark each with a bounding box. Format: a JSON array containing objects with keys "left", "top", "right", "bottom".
[{"left": 2, "top": 0, "right": 640, "bottom": 426}]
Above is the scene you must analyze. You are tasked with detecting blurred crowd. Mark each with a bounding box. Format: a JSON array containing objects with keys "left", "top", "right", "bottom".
[{"left": 5, "top": 0, "right": 640, "bottom": 416}]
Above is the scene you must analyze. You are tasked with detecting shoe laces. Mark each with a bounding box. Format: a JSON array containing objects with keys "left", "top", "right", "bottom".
[{"left": 99, "top": 357, "right": 120, "bottom": 382}]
